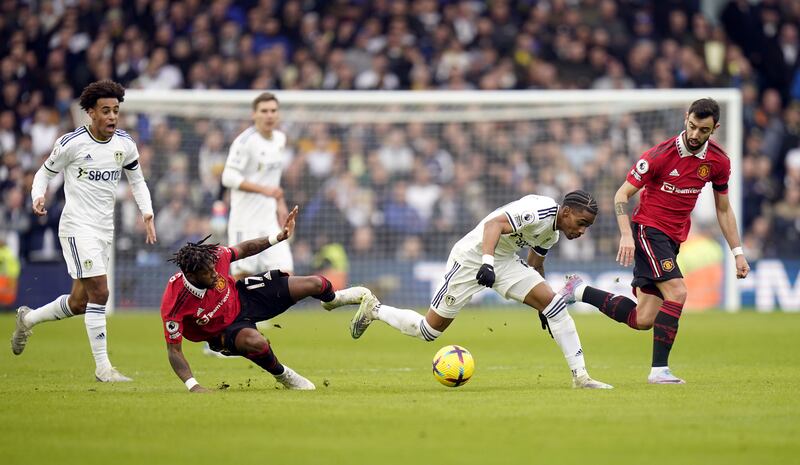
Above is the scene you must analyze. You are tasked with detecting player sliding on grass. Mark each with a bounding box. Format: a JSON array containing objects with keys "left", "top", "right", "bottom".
[
  {"left": 337, "top": 190, "right": 613, "bottom": 389},
  {"left": 161, "top": 206, "right": 369, "bottom": 392},
  {"left": 559, "top": 98, "right": 750, "bottom": 384}
]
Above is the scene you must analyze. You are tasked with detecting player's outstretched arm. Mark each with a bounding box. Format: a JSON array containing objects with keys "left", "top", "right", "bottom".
[
  {"left": 232, "top": 205, "right": 298, "bottom": 261},
  {"left": 614, "top": 181, "right": 641, "bottom": 267},
  {"left": 167, "top": 342, "right": 210, "bottom": 393},
  {"left": 714, "top": 191, "right": 750, "bottom": 279}
]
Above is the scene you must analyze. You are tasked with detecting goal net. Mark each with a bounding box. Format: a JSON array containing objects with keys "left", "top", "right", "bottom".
[{"left": 105, "top": 89, "right": 742, "bottom": 312}]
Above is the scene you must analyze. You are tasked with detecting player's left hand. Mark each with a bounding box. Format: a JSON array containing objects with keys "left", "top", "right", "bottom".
[
  {"left": 278, "top": 205, "right": 299, "bottom": 242},
  {"left": 735, "top": 255, "right": 750, "bottom": 279},
  {"left": 143, "top": 213, "right": 157, "bottom": 244}
]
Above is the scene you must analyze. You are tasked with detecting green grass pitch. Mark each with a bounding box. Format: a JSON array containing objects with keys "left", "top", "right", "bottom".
[{"left": 1, "top": 309, "right": 798, "bottom": 465}]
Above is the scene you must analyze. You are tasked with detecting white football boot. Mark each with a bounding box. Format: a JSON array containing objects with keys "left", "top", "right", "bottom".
[
  {"left": 274, "top": 366, "right": 316, "bottom": 390},
  {"left": 96, "top": 366, "right": 133, "bottom": 382},
  {"left": 350, "top": 292, "right": 380, "bottom": 339},
  {"left": 322, "top": 286, "right": 372, "bottom": 311},
  {"left": 202, "top": 341, "right": 229, "bottom": 358},
  {"left": 572, "top": 373, "right": 614, "bottom": 389},
  {"left": 648, "top": 367, "right": 686, "bottom": 384},
  {"left": 10, "top": 306, "right": 33, "bottom": 355}
]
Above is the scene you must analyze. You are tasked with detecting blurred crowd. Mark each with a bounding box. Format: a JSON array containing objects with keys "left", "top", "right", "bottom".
[{"left": 2, "top": 0, "right": 800, "bottom": 277}]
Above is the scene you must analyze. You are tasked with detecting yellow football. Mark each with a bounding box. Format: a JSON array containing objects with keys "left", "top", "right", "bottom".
[{"left": 432, "top": 345, "right": 475, "bottom": 387}]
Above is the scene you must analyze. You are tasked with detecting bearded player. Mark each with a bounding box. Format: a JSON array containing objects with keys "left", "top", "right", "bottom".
[{"left": 559, "top": 98, "right": 750, "bottom": 384}]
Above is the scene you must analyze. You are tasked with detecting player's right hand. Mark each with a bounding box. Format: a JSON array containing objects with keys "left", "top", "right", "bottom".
[
  {"left": 189, "top": 385, "right": 212, "bottom": 393},
  {"left": 476, "top": 264, "right": 495, "bottom": 288},
  {"left": 616, "top": 234, "right": 635, "bottom": 267},
  {"left": 32, "top": 196, "right": 47, "bottom": 216}
]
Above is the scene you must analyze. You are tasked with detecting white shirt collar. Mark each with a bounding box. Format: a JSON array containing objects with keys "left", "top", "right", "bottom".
[
  {"left": 676, "top": 131, "right": 708, "bottom": 159},
  {"left": 183, "top": 275, "right": 206, "bottom": 299}
]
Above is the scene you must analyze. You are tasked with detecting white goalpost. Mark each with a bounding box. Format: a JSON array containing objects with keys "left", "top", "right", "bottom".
[{"left": 107, "top": 89, "right": 742, "bottom": 312}]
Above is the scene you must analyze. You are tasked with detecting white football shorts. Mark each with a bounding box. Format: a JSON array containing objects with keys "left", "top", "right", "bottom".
[
  {"left": 430, "top": 253, "right": 545, "bottom": 319},
  {"left": 228, "top": 228, "right": 294, "bottom": 276},
  {"left": 59, "top": 236, "right": 111, "bottom": 279}
]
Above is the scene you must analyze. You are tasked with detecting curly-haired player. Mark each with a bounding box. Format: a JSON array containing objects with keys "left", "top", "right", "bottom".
[
  {"left": 161, "top": 206, "right": 370, "bottom": 392},
  {"left": 11, "top": 80, "right": 156, "bottom": 382}
]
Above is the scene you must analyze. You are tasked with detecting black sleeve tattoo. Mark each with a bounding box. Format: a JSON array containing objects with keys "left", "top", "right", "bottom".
[{"left": 234, "top": 237, "right": 272, "bottom": 261}]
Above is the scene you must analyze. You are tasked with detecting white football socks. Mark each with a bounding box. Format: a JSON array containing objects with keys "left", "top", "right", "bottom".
[
  {"left": 84, "top": 303, "right": 112, "bottom": 371},
  {"left": 543, "top": 294, "right": 587, "bottom": 378},
  {"left": 375, "top": 305, "right": 442, "bottom": 341},
  {"left": 24, "top": 294, "right": 74, "bottom": 326}
]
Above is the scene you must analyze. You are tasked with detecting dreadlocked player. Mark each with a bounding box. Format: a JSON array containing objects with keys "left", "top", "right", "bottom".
[
  {"left": 160, "top": 206, "right": 371, "bottom": 392},
  {"left": 341, "top": 190, "right": 613, "bottom": 389}
]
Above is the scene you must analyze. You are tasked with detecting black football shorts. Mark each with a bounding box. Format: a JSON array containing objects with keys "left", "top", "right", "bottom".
[
  {"left": 211, "top": 270, "right": 296, "bottom": 355},
  {"left": 631, "top": 222, "right": 683, "bottom": 292}
]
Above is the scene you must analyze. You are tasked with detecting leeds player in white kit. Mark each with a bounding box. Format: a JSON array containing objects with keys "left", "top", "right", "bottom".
[
  {"left": 345, "top": 190, "right": 613, "bottom": 389},
  {"left": 10, "top": 80, "right": 156, "bottom": 382},
  {"left": 222, "top": 92, "right": 293, "bottom": 278}
]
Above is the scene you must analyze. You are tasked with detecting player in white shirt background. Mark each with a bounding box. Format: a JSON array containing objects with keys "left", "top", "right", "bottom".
[
  {"left": 222, "top": 92, "right": 293, "bottom": 279},
  {"left": 10, "top": 80, "right": 157, "bottom": 382},
  {"left": 201, "top": 93, "right": 294, "bottom": 358},
  {"left": 343, "top": 190, "right": 614, "bottom": 389}
]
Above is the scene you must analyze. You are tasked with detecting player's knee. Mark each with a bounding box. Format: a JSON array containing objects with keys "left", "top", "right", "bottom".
[
  {"left": 662, "top": 285, "right": 687, "bottom": 304},
  {"left": 236, "top": 329, "right": 268, "bottom": 355}
]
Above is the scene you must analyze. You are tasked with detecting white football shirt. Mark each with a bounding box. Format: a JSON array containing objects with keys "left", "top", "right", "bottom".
[
  {"left": 452, "top": 195, "right": 561, "bottom": 262},
  {"left": 224, "top": 127, "right": 288, "bottom": 228},
  {"left": 44, "top": 126, "right": 144, "bottom": 242}
]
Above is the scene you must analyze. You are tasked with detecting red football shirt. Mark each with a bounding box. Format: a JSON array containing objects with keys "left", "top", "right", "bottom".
[
  {"left": 626, "top": 131, "right": 730, "bottom": 243},
  {"left": 160, "top": 246, "right": 242, "bottom": 344}
]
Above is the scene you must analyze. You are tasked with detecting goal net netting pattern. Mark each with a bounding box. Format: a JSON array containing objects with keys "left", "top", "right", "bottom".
[{"left": 105, "top": 89, "right": 741, "bottom": 311}]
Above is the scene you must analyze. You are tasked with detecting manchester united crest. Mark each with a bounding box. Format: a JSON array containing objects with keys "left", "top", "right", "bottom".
[
  {"left": 660, "top": 258, "right": 675, "bottom": 272},
  {"left": 214, "top": 276, "right": 226, "bottom": 291},
  {"left": 697, "top": 164, "right": 710, "bottom": 179}
]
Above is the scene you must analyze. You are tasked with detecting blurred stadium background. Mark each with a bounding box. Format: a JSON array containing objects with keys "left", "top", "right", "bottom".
[{"left": 1, "top": 0, "right": 799, "bottom": 313}]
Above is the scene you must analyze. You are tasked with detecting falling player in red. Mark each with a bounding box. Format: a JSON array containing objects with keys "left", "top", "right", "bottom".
[
  {"left": 558, "top": 98, "right": 750, "bottom": 384},
  {"left": 161, "top": 206, "right": 370, "bottom": 392}
]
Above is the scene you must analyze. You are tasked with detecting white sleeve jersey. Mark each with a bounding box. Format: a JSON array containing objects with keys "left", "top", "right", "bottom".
[
  {"left": 44, "top": 126, "right": 142, "bottom": 242},
  {"left": 451, "top": 195, "right": 561, "bottom": 263},
  {"left": 224, "top": 127, "right": 288, "bottom": 228}
]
